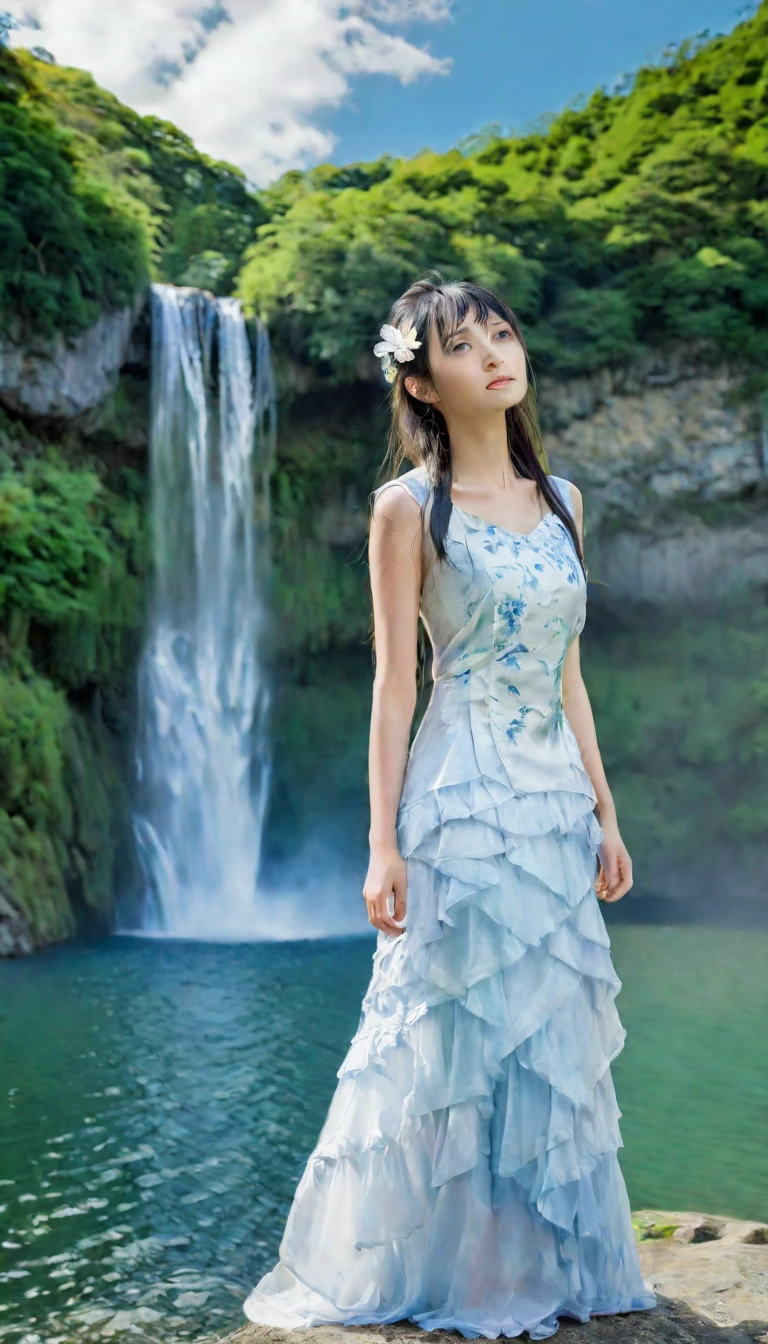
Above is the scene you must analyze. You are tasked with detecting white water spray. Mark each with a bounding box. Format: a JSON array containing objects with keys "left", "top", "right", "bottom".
[{"left": 131, "top": 283, "right": 276, "bottom": 940}]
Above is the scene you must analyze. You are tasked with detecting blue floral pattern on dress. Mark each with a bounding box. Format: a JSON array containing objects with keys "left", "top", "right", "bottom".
[
  {"left": 433, "top": 496, "right": 586, "bottom": 751},
  {"left": 497, "top": 595, "right": 526, "bottom": 639},
  {"left": 497, "top": 642, "right": 528, "bottom": 671},
  {"left": 506, "top": 705, "right": 533, "bottom": 742}
]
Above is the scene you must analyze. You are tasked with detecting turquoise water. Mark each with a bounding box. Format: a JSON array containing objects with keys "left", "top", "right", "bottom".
[{"left": 0, "top": 925, "right": 766, "bottom": 1344}]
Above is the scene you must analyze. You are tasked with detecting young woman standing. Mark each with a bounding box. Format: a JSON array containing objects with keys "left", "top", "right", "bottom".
[{"left": 243, "top": 274, "right": 656, "bottom": 1340}]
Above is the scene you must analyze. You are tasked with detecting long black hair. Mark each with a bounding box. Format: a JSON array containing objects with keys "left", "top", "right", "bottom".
[{"left": 371, "top": 270, "right": 586, "bottom": 576}]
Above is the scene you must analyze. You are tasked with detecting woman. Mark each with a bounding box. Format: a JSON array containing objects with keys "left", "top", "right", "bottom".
[{"left": 243, "top": 274, "right": 657, "bottom": 1340}]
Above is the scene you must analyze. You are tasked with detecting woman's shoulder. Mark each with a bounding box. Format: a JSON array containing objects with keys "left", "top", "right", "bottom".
[
  {"left": 547, "top": 473, "right": 579, "bottom": 519},
  {"left": 372, "top": 463, "right": 431, "bottom": 508}
]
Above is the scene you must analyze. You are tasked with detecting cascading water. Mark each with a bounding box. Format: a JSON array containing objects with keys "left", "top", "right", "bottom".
[{"left": 131, "top": 283, "right": 277, "bottom": 940}]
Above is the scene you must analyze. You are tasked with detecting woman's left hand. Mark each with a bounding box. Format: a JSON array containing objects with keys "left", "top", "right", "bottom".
[{"left": 595, "top": 821, "right": 633, "bottom": 903}]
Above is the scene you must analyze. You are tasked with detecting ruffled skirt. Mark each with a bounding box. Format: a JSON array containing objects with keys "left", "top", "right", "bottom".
[{"left": 243, "top": 707, "right": 657, "bottom": 1339}]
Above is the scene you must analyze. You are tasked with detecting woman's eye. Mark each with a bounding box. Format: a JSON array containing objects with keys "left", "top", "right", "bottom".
[
  {"left": 451, "top": 341, "right": 469, "bottom": 353},
  {"left": 496, "top": 328, "right": 513, "bottom": 340}
]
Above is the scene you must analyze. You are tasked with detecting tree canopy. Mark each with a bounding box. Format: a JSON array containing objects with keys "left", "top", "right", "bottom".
[
  {"left": 238, "top": 5, "right": 768, "bottom": 384},
  {"left": 4, "top": 7, "right": 768, "bottom": 374},
  {"left": 0, "top": 45, "right": 267, "bottom": 336}
]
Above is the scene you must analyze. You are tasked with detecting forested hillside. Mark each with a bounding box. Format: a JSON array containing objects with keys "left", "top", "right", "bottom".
[
  {"left": 0, "top": 44, "right": 266, "bottom": 338},
  {"left": 5, "top": 3, "right": 768, "bottom": 370},
  {"left": 239, "top": 4, "right": 768, "bottom": 389}
]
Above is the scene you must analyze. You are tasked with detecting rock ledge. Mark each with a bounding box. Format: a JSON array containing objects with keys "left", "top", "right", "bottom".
[{"left": 220, "top": 1210, "right": 767, "bottom": 1344}]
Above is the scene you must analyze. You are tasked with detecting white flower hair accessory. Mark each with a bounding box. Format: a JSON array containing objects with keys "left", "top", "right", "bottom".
[{"left": 373, "top": 322, "right": 421, "bottom": 383}]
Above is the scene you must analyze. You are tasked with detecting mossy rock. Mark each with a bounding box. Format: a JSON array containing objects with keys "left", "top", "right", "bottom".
[
  {"left": 632, "top": 1213, "right": 680, "bottom": 1242},
  {"left": 0, "top": 667, "right": 140, "bottom": 948},
  {"left": 0, "top": 809, "right": 74, "bottom": 944}
]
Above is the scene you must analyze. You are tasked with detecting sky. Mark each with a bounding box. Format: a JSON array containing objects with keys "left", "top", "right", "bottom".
[
  {"left": 324, "top": 0, "right": 754, "bottom": 163},
  {"left": 6, "top": 0, "right": 753, "bottom": 187}
]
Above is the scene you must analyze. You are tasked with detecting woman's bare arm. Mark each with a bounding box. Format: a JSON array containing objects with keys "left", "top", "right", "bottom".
[
  {"left": 364, "top": 482, "right": 423, "bottom": 935},
  {"left": 561, "top": 484, "right": 633, "bottom": 903}
]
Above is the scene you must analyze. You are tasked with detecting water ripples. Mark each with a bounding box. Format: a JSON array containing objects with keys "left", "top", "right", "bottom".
[
  {"left": 1, "top": 925, "right": 767, "bottom": 1344},
  {"left": 0, "top": 936, "right": 373, "bottom": 1344}
]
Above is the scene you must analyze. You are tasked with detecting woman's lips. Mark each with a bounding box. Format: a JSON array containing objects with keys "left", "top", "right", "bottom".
[{"left": 486, "top": 376, "right": 512, "bottom": 388}]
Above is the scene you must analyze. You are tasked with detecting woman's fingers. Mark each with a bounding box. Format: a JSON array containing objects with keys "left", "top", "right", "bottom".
[
  {"left": 363, "top": 886, "right": 406, "bottom": 935},
  {"left": 604, "top": 850, "right": 620, "bottom": 889},
  {"left": 362, "top": 848, "right": 408, "bottom": 936},
  {"left": 374, "top": 894, "right": 405, "bottom": 935},
  {"left": 391, "top": 870, "right": 407, "bottom": 925},
  {"left": 595, "top": 855, "right": 614, "bottom": 900},
  {"left": 595, "top": 842, "right": 633, "bottom": 902},
  {"left": 604, "top": 850, "right": 633, "bottom": 901}
]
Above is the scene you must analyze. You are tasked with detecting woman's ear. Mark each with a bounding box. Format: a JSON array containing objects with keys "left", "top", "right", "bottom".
[{"left": 404, "top": 375, "right": 438, "bottom": 404}]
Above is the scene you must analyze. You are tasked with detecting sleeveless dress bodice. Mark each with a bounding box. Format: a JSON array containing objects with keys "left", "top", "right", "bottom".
[
  {"left": 393, "top": 465, "right": 597, "bottom": 817},
  {"left": 243, "top": 466, "right": 657, "bottom": 1342}
]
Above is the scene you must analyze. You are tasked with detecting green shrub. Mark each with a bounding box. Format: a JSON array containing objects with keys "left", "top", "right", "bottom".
[
  {"left": 0, "top": 449, "right": 149, "bottom": 690},
  {"left": 0, "top": 671, "right": 73, "bottom": 944},
  {"left": 0, "top": 440, "right": 150, "bottom": 944}
]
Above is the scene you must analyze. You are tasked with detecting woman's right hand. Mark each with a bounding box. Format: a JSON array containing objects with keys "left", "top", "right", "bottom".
[{"left": 363, "top": 844, "right": 407, "bottom": 936}]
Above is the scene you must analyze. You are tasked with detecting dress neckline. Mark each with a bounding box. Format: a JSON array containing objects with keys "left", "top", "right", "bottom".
[{"left": 450, "top": 501, "right": 555, "bottom": 541}]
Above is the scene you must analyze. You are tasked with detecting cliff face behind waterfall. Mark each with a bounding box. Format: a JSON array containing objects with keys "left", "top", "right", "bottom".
[{"left": 1, "top": 14, "right": 768, "bottom": 951}]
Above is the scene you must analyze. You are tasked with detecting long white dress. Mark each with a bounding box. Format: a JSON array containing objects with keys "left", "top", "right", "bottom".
[{"left": 243, "top": 467, "right": 657, "bottom": 1340}]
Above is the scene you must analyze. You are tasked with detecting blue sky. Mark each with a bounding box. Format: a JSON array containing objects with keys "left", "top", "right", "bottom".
[
  {"left": 8, "top": 0, "right": 753, "bottom": 185},
  {"left": 323, "top": 0, "right": 751, "bottom": 166}
]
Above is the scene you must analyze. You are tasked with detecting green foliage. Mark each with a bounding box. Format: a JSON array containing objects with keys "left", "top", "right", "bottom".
[
  {"left": 0, "top": 671, "right": 73, "bottom": 944},
  {"left": 270, "top": 536, "right": 369, "bottom": 660},
  {"left": 0, "top": 81, "right": 149, "bottom": 335},
  {"left": 0, "top": 426, "right": 150, "bottom": 944},
  {"left": 0, "top": 446, "right": 149, "bottom": 690},
  {"left": 0, "top": 667, "right": 136, "bottom": 944},
  {"left": 267, "top": 398, "right": 384, "bottom": 659},
  {"left": 0, "top": 46, "right": 267, "bottom": 336},
  {"left": 0, "top": 669, "right": 68, "bottom": 832},
  {"left": 238, "top": 4, "right": 768, "bottom": 382},
  {"left": 584, "top": 598, "right": 768, "bottom": 859}
]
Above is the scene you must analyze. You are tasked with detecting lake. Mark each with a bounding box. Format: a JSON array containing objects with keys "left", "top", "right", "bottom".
[{"left": 1, "top": 923, "right": 766, "bottom": 1344}]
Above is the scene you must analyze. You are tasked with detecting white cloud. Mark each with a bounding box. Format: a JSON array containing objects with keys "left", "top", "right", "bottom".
[{"left": 8, "top": 0, "right": 454, "bottom": 184}]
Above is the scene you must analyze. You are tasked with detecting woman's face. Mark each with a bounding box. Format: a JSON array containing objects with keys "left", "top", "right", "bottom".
[{"left": 404, "top": 308, "right": 528, "bottom": 418}]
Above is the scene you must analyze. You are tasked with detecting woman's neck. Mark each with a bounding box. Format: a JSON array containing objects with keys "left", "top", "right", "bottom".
[{"left": 444, "top": 411, "right": 515, "bottom": 485}]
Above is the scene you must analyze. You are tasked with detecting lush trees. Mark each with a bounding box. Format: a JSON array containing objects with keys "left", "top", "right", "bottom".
[
  {"left": 0, "top": 408, "right": 150, "bottom": 944},
  {"left": 0, "top": 59, "right": 149, "bottom": 335},
  {"left": 6, "top": 6, "right": 768, "bottom": 369},
  {"left": 0, "top": 46, "right": 267, "bottom": 336},
  {"left": 0, "top": 445, "right": 147, "bottom": 687},
  {"left": 239, "top": 5, "right": 768, "bottom": 384}
]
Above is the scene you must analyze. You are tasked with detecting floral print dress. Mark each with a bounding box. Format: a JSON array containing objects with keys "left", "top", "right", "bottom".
[{"left": 243, "top": 466, "right": 656, "bottom": 1341}]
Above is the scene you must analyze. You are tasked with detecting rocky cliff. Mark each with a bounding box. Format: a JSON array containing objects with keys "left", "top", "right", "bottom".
[
  {"left": 539, "top": 356, "right": 768, "bottom": 605},
  {"left": 295, "top": 350, "right": 768, "bottom": 615},
  {"left": 0, "top": 295, "right": 148, "bottom": 420}
]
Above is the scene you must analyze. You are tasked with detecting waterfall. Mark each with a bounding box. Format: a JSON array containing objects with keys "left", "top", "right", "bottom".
[{"left": 131, "top": 283, "right": 277, "bottom": 940}]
